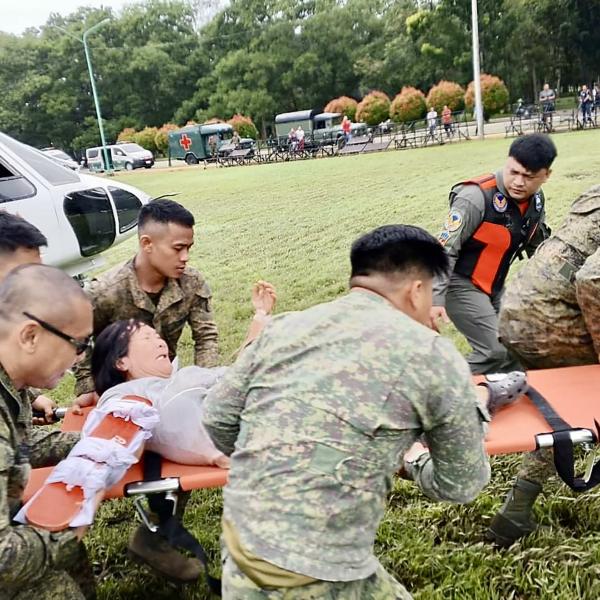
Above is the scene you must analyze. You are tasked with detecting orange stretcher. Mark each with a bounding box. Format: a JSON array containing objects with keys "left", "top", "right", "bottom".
[
  {"left": 24, "top": 407, "right": 229, "bottom": 504},
  {"left": 483, "top": 365, "right": 600, "bottom": 455},
  {"left": 23, "top": 364, "right": 600, "bottom": 505}
]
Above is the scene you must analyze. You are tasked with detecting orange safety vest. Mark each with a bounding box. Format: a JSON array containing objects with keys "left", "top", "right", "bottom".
[{"left": 453, "top": 174, "right": 544, "bottom": 295}]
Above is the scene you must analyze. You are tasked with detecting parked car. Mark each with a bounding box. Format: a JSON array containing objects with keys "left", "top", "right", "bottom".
[
  {"left": 41, "top": 147, "right": 80, "bottom": 171},
  {"left": 86, "top": 142, "right": 154, "bottom": 172}
]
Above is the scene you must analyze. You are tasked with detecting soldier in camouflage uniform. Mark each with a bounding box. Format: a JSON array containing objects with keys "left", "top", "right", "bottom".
[
  {"left": 203, "top": 225, "right": 493, "bottom": 599},
  {"left": 0, "top": 264, "right": 95, "bottom": 599},
  {"left": 488, "top": 184, "right": 600, "bottom": 547},
  {"left": 0, "top": 212, "right": 61, "bottom": 425},
  {"left": 71, "top": 198, "right": 219, "bottom": 582},
  {"left": 74, "top": 199, "right": 218, "bottom": 402}
]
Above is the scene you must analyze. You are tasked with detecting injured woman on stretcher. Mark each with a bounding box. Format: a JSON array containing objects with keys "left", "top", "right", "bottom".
[
  {"left": 88, "top": 273, "right": 527, "bottom": 468},
  {"left": 18, "top": 280, "right": 531, "bottom": 531},
  {"left": 89, "top": 280, "right": 277, "bottom": 468}
]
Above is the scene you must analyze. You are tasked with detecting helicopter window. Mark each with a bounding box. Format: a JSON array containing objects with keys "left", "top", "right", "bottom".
[
  {"left": 0, "top": 159, "right": 36, "bottom": 202},
  {"left": 108, "top": 186, "right": 142, "bottom": 233},
  {"left": 0, "top": 134, "right": 79, "bottom": 185},
  {"left": 63, "top": 188, "right": 116, "bottom": 257}
]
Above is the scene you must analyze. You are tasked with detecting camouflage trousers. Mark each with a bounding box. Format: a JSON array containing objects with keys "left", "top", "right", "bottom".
[
  {"left": 11, "top": 570, "right": 86, "bottom": 600},
  {"left": 9, "top": 542, "right": 96, "bottom": 600},
  {"left": 518, "top": 448, "right": 555, "bottom": 484},
  {"left": 222, "top": 553, "right": 412, "bottom": 600}
]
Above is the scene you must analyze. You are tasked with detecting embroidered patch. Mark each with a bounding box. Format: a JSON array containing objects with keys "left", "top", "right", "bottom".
[
  {"left": 492, "top": 192, "right": 508, "bottom": 213},
  {"left": 444, "top": 210, "right": 463, "bottom": 232},
  {"left": 534, "top": 193, "right": 543, "bottom": 212},
  {"left": 439, "top": 230, "right": 451, "bottom": 246}
]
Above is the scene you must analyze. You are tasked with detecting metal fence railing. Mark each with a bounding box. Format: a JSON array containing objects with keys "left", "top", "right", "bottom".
[{"left": 168, "top": 106, "right": 596, "bottom": 169}]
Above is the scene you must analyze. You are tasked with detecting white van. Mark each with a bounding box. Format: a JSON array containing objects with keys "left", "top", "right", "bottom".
[
  {"left": 86, "top": 142, "right": 154, "bottom": 172},
  {"left": 1, "top": 131, "right": 151, "bottom": 276}
]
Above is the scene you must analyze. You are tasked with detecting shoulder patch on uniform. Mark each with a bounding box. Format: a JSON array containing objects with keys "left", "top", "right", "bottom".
[
  {"left": 534, "top": 193, "right": 543, "bottom": 212},
  {"left": 492, "top": 192, "right": 507, "bottom": 213},
  {"left": 438, "top": 230, "right": 451, "bottom": 246},
  {"left": 444, "top": 210, "right": 463, "bottom": 232}
]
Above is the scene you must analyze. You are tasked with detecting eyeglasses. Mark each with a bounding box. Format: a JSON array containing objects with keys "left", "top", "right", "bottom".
[{"left": 22, "top": 311, "right": 92, "bottom": 356}]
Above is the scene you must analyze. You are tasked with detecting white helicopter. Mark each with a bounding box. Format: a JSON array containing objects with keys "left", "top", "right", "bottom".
[{"left": 0, "top": 131, "right": 151, "bottom": 277}]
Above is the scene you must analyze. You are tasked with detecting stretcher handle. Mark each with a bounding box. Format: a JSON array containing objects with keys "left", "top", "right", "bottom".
[
  {"left": 126, "top": 477, "right": 181, "bottom": 533},
  {"left": 536, "top": 428, "right": 595, "bottom": 449},
  {"left": 124, "top": 477, "right": 181, "bottom": 497},
  {"left": 32, "top": 407, "right": 68, "bottom": 422}
]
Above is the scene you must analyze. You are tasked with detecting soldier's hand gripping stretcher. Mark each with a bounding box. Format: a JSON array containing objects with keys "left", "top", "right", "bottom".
[
  {"left": 401, "top": 369, "right": 600, "bottom": 490},
  {"left": 400, "top": 371, "right": 528, "bottom": 477}
]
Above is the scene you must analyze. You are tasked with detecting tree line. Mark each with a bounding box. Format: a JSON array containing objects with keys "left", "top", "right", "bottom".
[{"left": 0, "top": 0, "right": 598, "bottom": 153}]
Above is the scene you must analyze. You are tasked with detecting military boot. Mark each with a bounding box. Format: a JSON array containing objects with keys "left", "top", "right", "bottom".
[
  {"left": 128, "top": 524, "right": 202, "bottom": 583},
  {"left": 486, "top": 478, "right": 542, "bottom": 547}
]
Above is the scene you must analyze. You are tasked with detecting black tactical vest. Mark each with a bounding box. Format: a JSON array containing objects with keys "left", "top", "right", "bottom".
[{"left": 453, "top": 174, "right": 545, "bottom": 296}]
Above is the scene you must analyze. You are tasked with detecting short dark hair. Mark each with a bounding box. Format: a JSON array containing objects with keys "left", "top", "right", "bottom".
[
  {"left": 508, "top": 134, "right": 557, "bottom": 172},
  {"left": 138, "top": 199, "right": 195, "bottom": 231},
  {"left": 350, "top": 225, "right": 449, "bottom": 279},
  {"left": 0, "top": 212, "right": 47, "bottom": 254},
  {"left": 91, "top": 319, "right": 145, "bottom": 396},
  {"left": 0, "top": 264, "right": 88, "bottom": 331}
]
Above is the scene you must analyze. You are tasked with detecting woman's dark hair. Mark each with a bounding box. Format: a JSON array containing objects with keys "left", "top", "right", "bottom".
[{"left": 91, "top": 319, "right": 145, "bottom": 396}]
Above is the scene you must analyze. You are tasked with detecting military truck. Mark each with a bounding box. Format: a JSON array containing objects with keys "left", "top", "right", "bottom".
[
  {"left": 168, "top": 123, "right": 254, "bottom": 165},
  {"left": 274, "top": 110, "right": 367, "bottom": 147}
]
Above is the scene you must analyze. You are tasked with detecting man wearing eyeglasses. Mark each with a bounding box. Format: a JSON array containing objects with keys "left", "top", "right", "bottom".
[
  {"left": 0, "top": 211, "right": 62, "bottom": 425},
  {"left": 0, "top": 264, "right": 96, "bottom": 599}
]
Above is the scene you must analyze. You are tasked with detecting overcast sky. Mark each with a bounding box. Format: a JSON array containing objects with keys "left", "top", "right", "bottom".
[{"left": 2, "top": 1, "right": 142, "bottom": 35}]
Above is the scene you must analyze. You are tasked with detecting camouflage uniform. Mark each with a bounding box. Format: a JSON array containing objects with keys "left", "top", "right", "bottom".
[
  {"left": 498, "top": 184, "right": 600, "bottom": 484},
  {"left": 499, "top": 184, "right": 600, "bottom": 369},
  {"left": 74, "top": 258, "right": 219, "bottom": 396},
  {"left": 222, "top": 548, "right": 412, "bottom": 599},
  {"left": 0, "top": 364, "right": 94, "bottom": 600},
  {"left": 204, "top": 291, "right": 490, "bottom": 598}
]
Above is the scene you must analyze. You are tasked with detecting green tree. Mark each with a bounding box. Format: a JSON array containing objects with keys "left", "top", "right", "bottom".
[
  {"left": 465, "top": 74, "right": 509, "bottom": 116},
  {"left": 228, "top": 114, "right": 259, "bottom": 139},
  {"left": 324, "top": 96, "right": 358, "bottom": 120},
  {"left": 390, "top": 86, "right": 426, "bottom": 122},
  {"left": 426, "top": 80, "right": 465, "bottom": 113},
  {"left": 356, "top": 91, "right": 390, "bottom": 125}
]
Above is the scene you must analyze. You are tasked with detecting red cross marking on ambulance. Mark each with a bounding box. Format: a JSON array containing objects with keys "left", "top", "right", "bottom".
[{"left": 179, "top": 134, "right": 192, "bottom": 151}]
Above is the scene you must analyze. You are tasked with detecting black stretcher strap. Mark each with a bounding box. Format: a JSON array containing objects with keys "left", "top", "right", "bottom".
[
  {"left": 526, "top": 386, "right": 572, "bottom": 432},
  {"left": 526, "top": 386, "right": 600, "bottom": 493},
  {"left": 143, "top": 451, "right": 222, "bottom": 596},
  {"left": 551, "top": 422, "right": 600, "bottom": 492}
]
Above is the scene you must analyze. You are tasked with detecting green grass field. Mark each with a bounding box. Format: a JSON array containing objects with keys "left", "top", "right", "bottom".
[{"left": 59, "top": 130, "right": 600, "bottom": 599}]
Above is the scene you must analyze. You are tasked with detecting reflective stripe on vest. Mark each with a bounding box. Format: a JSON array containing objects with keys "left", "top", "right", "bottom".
[{"left": 453, "top": 174, "right": 544, "bottom": 295}]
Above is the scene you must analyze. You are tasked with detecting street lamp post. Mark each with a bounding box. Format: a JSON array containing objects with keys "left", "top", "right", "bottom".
[
  {"left": 55, "top": 19, "right": 111, "bottom": 171},
  {"left": 471, "top": 0, "right": 484, "bottom": 139},
  {"left": 83, "top": 19, "right": 111, "bottom": 171}
]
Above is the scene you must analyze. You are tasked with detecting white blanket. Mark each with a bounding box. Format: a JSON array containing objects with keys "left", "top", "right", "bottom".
[{"left": 98, "top": 366, "right": 230, "bottom": 467}]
